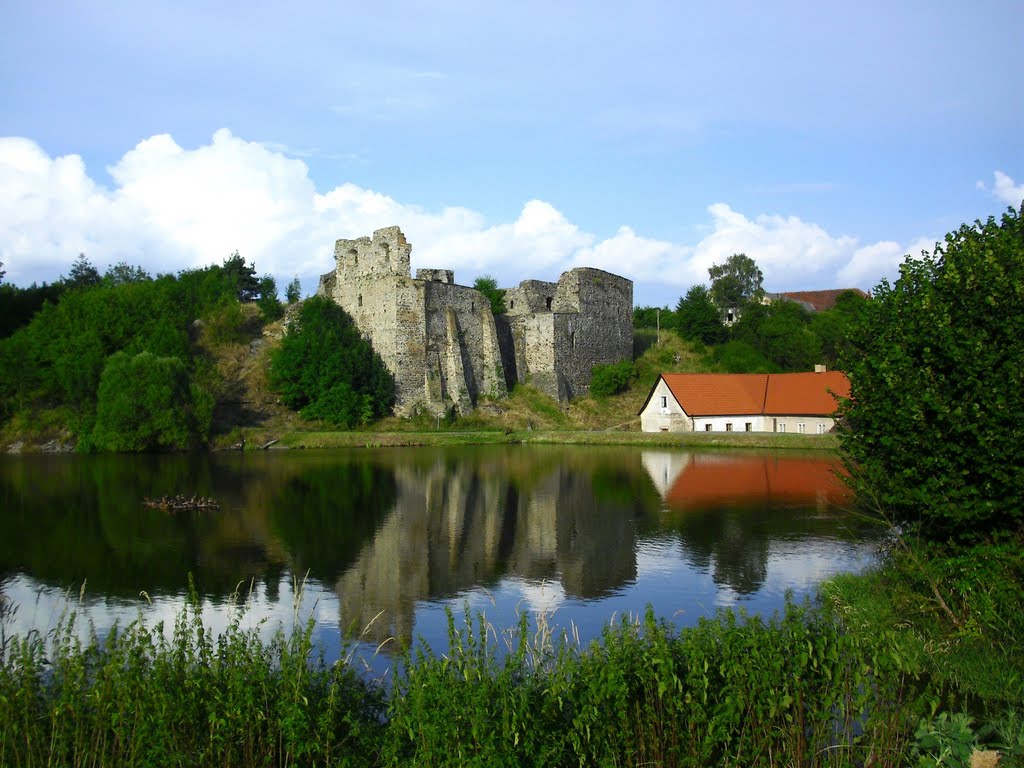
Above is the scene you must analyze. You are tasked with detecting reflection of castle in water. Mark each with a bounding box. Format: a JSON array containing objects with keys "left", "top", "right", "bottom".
[{"left": 337, "top": 457, "right": 640, "bottom": 645}]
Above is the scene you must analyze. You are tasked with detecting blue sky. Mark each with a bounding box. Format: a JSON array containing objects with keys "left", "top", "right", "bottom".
[{"left": 1, "top": 1, "right": 1021, "bottom": 307}]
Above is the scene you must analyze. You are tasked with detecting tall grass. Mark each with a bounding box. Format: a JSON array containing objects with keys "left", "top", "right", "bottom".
[
  {"left": 0, "top": 582, "right": 385, "bottom": 768},
  {"left": 2, "top": 590, "right": 934, "bottom": 767}
]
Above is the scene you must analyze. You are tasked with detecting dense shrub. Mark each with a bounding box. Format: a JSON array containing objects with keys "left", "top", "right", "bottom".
[
  {"left": 88, "top": 351, "right": 202, "bottom": 452},
  {"left": 838, "top": 206, "right": 1024, "bottom": 541},
  {"left": 589, "top": 360, "right": 635, "bottom": 397},
  {"left": 270, "top": 296, "right": 395, "bottom": 427}
]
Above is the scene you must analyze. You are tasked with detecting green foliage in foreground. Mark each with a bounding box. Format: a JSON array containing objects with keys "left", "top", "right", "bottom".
[
  {"left": 270, "top": 296, "right": 395, "bottom": 428},
  {"left": 839, "top": 205, "right": 1024, "bottom": 541},
  {"left": 2, "top": 595, "right": 942, "bottom": 768}
]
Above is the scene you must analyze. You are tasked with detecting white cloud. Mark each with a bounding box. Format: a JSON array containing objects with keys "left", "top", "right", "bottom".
[
  {"left": 0, "top": 129, "right": 926, "bottom": 300},
  {"left": 977, "top": 170, "right": 1024, "bottom": 206}
]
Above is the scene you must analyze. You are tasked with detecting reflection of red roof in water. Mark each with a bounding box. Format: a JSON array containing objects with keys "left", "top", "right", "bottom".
[{"left": 665, "top": 455, "right": 852, "bottom": 511}]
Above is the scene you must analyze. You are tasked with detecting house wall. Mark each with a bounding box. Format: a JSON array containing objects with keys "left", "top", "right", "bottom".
[
  {"left": 693, "top": 415, "right": 770, "bottom": 433},
  {"left": 768, "top": 415, "right": 837, "bottom": 434},
  {"left": 639, "top": 379, "right": 691, "bottom": 432}
]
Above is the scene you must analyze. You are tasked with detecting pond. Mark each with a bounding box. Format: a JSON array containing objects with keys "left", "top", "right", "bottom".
[{"left": 0, "top": 445, "right": 878, "bottom": 675}]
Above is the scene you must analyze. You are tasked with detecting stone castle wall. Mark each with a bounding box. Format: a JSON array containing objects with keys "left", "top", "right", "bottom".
[{"left": 317, "top": 226, "right": 632, "bottom": 414}]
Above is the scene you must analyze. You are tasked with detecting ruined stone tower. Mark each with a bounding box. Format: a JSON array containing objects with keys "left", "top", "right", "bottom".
[{"left": 317, "top": 226, "right": 633, "bottom": 416}]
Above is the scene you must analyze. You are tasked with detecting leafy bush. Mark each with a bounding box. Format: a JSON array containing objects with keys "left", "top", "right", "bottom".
[
  {"left": 89, "top": 351, "right": 201, "bottom": 452},
  {"left": 270, "top": 296, "right": 395, "bottom": 427},
  {"left": 589, "top": 360, "right": 635, "bottom": 397},
  {"left": 838, "top": 206, "right": 1024, "bottom": 541}
]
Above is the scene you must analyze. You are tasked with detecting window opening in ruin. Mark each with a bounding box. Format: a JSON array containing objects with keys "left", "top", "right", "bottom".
[
  {"left": 509, "top": 300, "right": 514, "bottom": 309},
  {"left": 546, "top": 297, "right": 552, "bottom": 310},
  {"left": 348, "top": 248, "right": 358, "bottom": 266},
  {"left": 570, "top": 331, "right": 576, "bottom": 349},
  {"left": 471, "top": 302, "right": 475, "bottom": 312},
  {"left": 358, "top": 295, "right": 363, "bottom": 307}
]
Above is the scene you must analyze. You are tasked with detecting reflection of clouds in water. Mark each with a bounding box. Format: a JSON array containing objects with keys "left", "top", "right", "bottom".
[
  {"left": 635, "top": 537, "right": 685, "bottom": 576},
  {"left": 761, "top": 541, "right": 875, "bottom": 597},
  {"left": 1, "top": 573, "right": 340, "bottom": 649},
  {"left": 515, "top": 578, "right": 566, "bottom": 616}
]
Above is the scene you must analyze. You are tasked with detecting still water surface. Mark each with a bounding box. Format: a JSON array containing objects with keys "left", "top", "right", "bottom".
[{"left": 0, "top": 446, "right": 877, "bottom": 672}]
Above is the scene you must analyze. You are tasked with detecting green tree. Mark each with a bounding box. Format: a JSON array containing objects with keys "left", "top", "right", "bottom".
[
  {"left": 472, "top": 275, "right": 506, "bottom": 315},
  {"left": 811, "top": 290, "right": 868, "bottom": 368},
  {"left": 632, "top": 306, "right": 673, "bottom": 330},
  {"left": 674, "top": 285, "right": 727, "bottom": 344},
  {"left": 733, "top": 300, "right": 821, "bottom": 371},
  {"left": 257, "top": 274, "right": 284, "bottom": 321},
  {"left": 67, "top": 253, "right": 101, "bottom": 289},
  {"left": 89, "top": 351, "right": 199, "bottom": 452},
  {"left": 285, "top": 276, "right": 302, "bottom": 304},
  {"left": 222, "top": 251, "right": 260, "bottom": 302},
  {"left": 270, "top": 296, "right": 395, "bottom": 428},
  {"left": 838, "top": 206, "right": 1024, "bottom": 541},
  {"left": 104, "top": 262, "right": 151, "bottom": 285},
  {"left": 708, "top": 253, "right": 764, "bottom": 312}
]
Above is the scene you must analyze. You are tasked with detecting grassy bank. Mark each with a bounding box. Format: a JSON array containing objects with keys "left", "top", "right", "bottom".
[
  {"left": 2, "top": 593, "right": 927, "bottom": 768},
  {"left": 267, "top": 428, "right": 839, "bottom": 451},
  {"left": 821, "top": 535, "right": 1024, "bottom": 765}
]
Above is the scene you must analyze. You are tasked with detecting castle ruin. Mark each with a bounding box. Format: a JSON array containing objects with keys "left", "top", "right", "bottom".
[{"left": 317, "top": 226, "right": 633, "bottom": 416}]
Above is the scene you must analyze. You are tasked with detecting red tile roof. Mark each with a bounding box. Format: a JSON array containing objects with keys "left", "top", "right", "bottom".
[
  {"left": 778, "top": 288, "right": 868, "bottom": 312},
  {"left": 652, "top": 371, "right": 849, "bottom": 417}
]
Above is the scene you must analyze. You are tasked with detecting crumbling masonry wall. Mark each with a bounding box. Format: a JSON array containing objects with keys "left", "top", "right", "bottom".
[{"left": 317, "top": 226, "right": 632, "bottom": 415}]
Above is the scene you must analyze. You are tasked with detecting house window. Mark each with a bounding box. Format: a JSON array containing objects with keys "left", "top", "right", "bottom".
[
  {"left": 745, "top": 423, "right": 752, "bottom": 432},
  {"left": 798, "top": 423, "right": 806, "bottom": 434},
  {"left": 779, "top": 423, "right": 786, "bottom": 433},
  {"left": 660, "top": 396, "right": 667, "bottom": 408},
  {"left": 817, "top": 423, "right": 826, "bottom": 434},
  {"left": 704, "top": 423, "right": 712, "bottom": 432},
  {"left": 660, "top": 427, "right": 668, "bottom": 432},
  {"left": 725, "top": 423, "right": 733, "bottom": 432}
]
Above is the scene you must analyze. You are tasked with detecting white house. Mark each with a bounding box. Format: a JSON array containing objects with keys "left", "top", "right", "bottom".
[{"left": 638, "top": 370, "right": 850, "bottom": 434}]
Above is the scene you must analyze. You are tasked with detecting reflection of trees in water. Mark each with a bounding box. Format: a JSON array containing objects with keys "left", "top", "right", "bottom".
[
  {"left": 267, "top": 463, "right": 396, "bottom": 583},
  {"left": 336, "top": 450, "right": 658, "bottom": 646},
  {"left": 646, "top": 451, "right": 862, "bottom": 596},
  {"left": 673, "top": 506, "right": 770, "bottom": 595}
]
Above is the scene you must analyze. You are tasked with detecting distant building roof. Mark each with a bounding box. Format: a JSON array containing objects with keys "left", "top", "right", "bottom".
[
  {"left": 772, "top": 288, "right": 868, "bottom": 312},
  {"left": 643, "top": 371, "right": 850, "bottom": 417}
]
